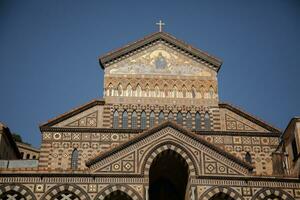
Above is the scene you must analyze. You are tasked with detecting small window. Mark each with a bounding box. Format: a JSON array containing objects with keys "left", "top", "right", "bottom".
[
  {"left": 182, "top": 85, "right": 187, "bottom": 98},
  {"left": 141, "top": 111, "right": 147, "bottom": 129},
  {"left": 155, "top": 85, "right": 160, "bottom": 97},
  {"left": 192, "top": 87, "right": 196, "bottom": 98},
  {"left": 26, "top": 154, "right": 30, "bottom": 159},
  {"left": 122, "top": 110, "right": 128, "bottom": 128},
  {"left": 186, "top": 112, "right": 192, "bottom": 129},
  {"left": 136, "top": 84, "right": 142, "bottom": 97},
  {"left": 292, "top": 138, "right": 299, "bottom": 161},
  {"left": 126, "top": 84, "right": 132, "bottom": 96},
  {"left": 20, "top": 152, "right": 24, "bottom": 158},
  {"left": 117, "top": 84, "right": 123, "bottom": 96},
  {"left": 195, "top": 112, "right": 201, "bottom": 131},
  {"left": 173, "top": 86, "right": 178, "bottom": 98},
  {"left": 177, "top": 112, "right": 183, "bottom": 125},
  {"left": 71, "top": 149, "right": 79, "bottom": 170},
  {"left": 32, "top": 155, "right": 36, "bottom": 159},
  {"left": 164, "top": 84, "right": 168, "bottom": 97},
  {"left": 113, "top": 110, "right": 119, "bottom": 128},
  {"left": 150, "top": 111, "right": 155, "bottom": 127},
  {"left": 131, "top": 111, "right": 137, "bottom": 129},
  {"left": 204, "top": 112, "right": 211, "bottom": 130},
  {"left": 146, "top": 84, "right": 150, "bottom": 97},
  {"left": 158, "top": 111, "right": 164, "bottom": 124},
  {"left": 168, "top": 111, "right": 174, "bottom": 121},
  {"left": 108, "top": 83, "right": 113, "bottom": 96},
  {"left": 245, "top": 152, "right": 252, "bottom": 164}
]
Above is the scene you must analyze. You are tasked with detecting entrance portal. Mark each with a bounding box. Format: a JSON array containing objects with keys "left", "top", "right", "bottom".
[{"left": 149, "top": 149, "right": 189, "bottom": 200}]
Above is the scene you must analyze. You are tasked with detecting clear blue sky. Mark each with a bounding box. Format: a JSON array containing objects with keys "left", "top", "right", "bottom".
[{"left": 0, "top": 0, "right": 299, "bottom": 148}]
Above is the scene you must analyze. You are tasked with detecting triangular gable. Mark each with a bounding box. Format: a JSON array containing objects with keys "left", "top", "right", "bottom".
[
  {"left": 86, "top": 122, "right": 253, "bottom": 176},
  {"left": 104, "top": 42, "right": 216, "bottom": 77},
  {"left": 99, "top": 32, "right": 222, "bottom": 72},
  {"left": 40, "top": 99, "right": 105, "bottom": 129},
  {"left": 219, "top": 103, "right": 281, "bottom": 133}
]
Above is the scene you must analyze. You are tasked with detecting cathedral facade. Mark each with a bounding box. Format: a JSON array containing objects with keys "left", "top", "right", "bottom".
[{"left": 0, "top": 31, "right": 299, "bottom": 200}]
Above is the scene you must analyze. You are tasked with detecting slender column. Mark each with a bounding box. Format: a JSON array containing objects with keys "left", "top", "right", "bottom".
[
  {"left": 191, "top": 186, "right": 195, "bottom": 200},
  {"left": 145, "top": 186, "right": 149, "bottom": 200}
]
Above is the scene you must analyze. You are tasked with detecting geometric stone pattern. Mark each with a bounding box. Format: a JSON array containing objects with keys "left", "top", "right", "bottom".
[
  {"left": 252, "top": 188, "right": 294, "bottom": 200},
  {"left": 66, "top": 112, "right": 98, "bottom": 128},
  {"left": 40, "top": 131, "right": 137, "bottom": 170},
  {"left": 89, "top": 127, "right": 251, "bottom": 176},
  {"left": 41, "top": 184, "right": 89, "bottom": 200},
  {"left": 199, "top": 186, "right": 244, "bottom": 200},
  {"left": 94, "top": 185, "right": 142, "bottom": 200},
  {"left": 200, "top": 135, "right": 279, "bottom": 176},
  {"left": 225, "top": 114, "right": 256, "bottom": 131},
  {"left": 0, "top": 184, "right": 36, "bottom": 200}
]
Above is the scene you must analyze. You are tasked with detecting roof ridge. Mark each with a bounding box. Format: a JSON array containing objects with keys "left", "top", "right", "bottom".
[
  {"left": 99, "top": 31, "right": 222, "bottom": 71},
  {"left": 39, "top": 98, "right": 105, "bottom": 128},
  {"left": 219, "top": 102, "right": 281, "bottom": 133}
]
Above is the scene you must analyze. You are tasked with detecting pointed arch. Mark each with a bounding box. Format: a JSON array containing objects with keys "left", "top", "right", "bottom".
[
  {"left": 117, "top": 83, "right": 123, "bottom": 96},
  {"left": 164, "top": 84, "right": 168, "bottom": 97},
  {"left": 182, "top": 85, "right": 187, "bottom": 98},
  {"left": 107, "top": 83, "right": 113, "bottom": 96},
  {"left": 158, "top": 111, "right": 165, "bottom": 124},
  {"left": 172, "top": 85, "right": 178, "bottom": 98},
  {"left": 155, "top": 85, "right": 160, "bottom": 97},
  {"left": 141, "top": 111, "right": 147, "bottom": 129},
  {"left": 204, "top": 112, "right": 211, "bottom": 130},
  {"left": 245, "top": 152, "right": 252, "bottom": 164},
  {"left": 126, "top": 84, "right": 132, "bottom": 96},
  {"left": 142, "top": 142, "right": 198, "bottom": 176},
  {"left": 71, "top": 148, "right": 79, "bottom": 170},
  {"left": 146, "top": 84, "right": 150, "bottom": 97},
  {"left": 122, "top": 110, "right": 128, "bottom": 128},
  {"left": 186, "top": 112, "right": 192, "bottom": 129},
  {"left": 177, "top": 112, "right": 183, "bottom": 125},
  {"left": 200, "top": 85, "right": 205, "bottom": 98},
  {"left": 150, "top": 111, "right": 155, "bottom": 127},
  {"left": 135, "top": 84, "right": 142, "bottom": 97},
  {"left": 191, "top": 86, "right": 197, "bottom": 98},
  {"left": 168, "top": 111, "right": 174, "bottom": 121},
  {"left": 195, "top": 112, "right": 201, "bottom": 131},
  {"left": 113, "top": 110, "right": 119, "bottom": 128},
  {"left": 131, "top": 111, "right": 137, "bottom": 129}
]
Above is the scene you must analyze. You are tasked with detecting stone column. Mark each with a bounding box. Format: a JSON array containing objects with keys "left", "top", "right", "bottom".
[
  {"left": 191, "top": 186, "right": 196, "bottom": 200},
  {"left": 145, "top": 186, "right": 149, "bottom": 200}
]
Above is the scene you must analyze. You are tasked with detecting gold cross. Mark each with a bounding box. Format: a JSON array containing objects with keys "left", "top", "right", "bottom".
[{"left": 156, "top": 20, "right": 165, "bottom": 32}]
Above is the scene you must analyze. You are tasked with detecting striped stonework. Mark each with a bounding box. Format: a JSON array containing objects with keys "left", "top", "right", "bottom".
[
  {"left": 95, "top": 185, "right": 142, "bottom": 200},
  {"left": 199, "top": 186, "right": 244, "bottom": 200},
  {"left": 0, "top": 184, "right": 36, "bottom": 200},
  {"left": 253, "top": 188, "right": 294, "bottom": 200},
  {"left": 41, "top": 184, "right": 89, "bottom": 200},
  {"left": 143, "top": 143, "right": 197, "bottom": 176}
]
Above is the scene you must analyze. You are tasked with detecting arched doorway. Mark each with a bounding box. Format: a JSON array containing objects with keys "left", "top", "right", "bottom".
[
  {"left": 209, "top": 193, "right": 235, "bottom": 200},
  {"left": 104, "top": 190, "right": 133, "bottom": 200},
  {"left": 149, "top": 149, "right": 189, "bottom": 200}
]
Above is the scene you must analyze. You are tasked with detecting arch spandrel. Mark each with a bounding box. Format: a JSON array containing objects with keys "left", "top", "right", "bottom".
[{"left": 87, "top": 123, "right": 252, "bottom": 176}]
